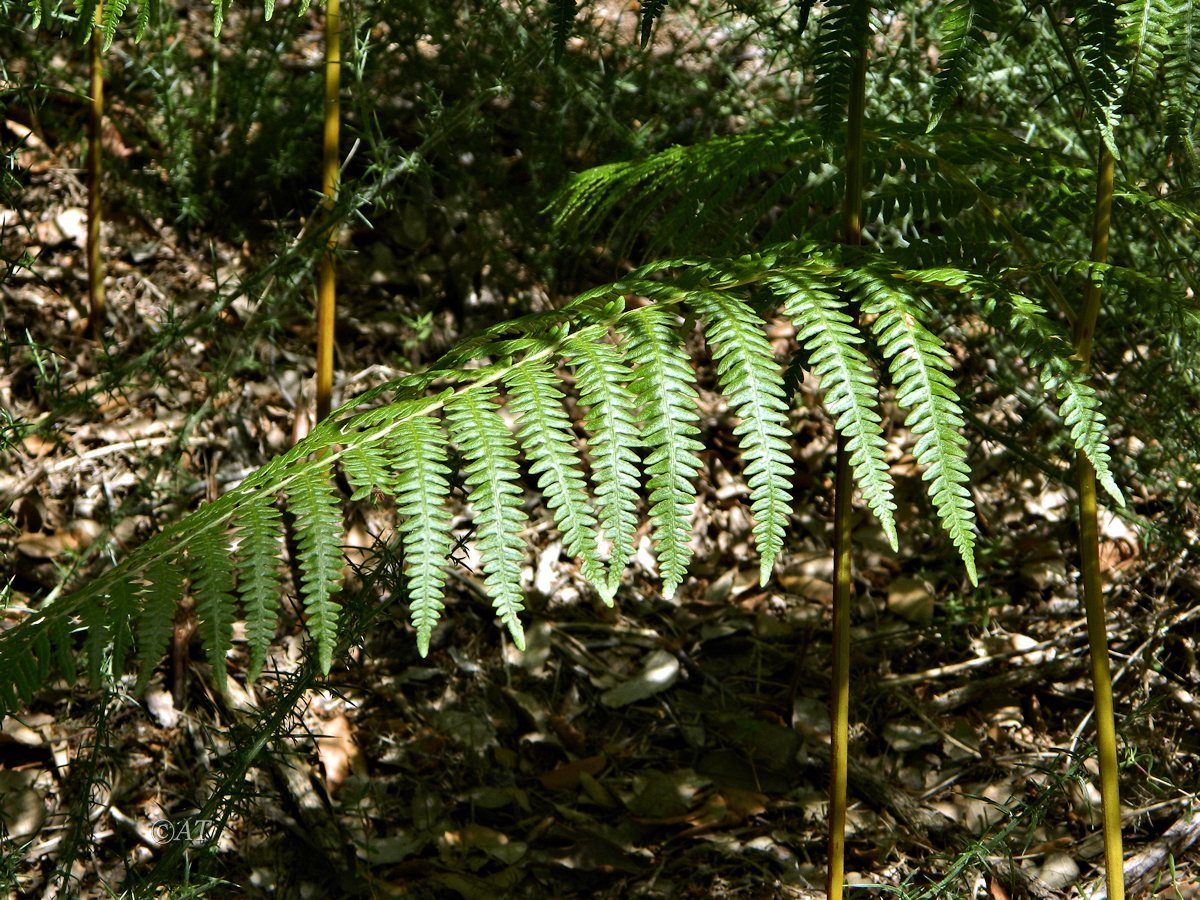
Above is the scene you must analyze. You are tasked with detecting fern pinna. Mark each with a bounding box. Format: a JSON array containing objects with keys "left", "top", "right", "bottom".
[{"left": 0, "top": 249, "right": 1121, "bottom": 710}]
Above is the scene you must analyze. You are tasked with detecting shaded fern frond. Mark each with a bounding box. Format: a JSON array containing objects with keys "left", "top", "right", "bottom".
[
  {"left": 189, "top": 528, "right": 237, "bottom": 693},
  {"left": 640, "top": 0, "right": 668, "bottom": 48},
  {"left": 506, "top": 359, "right": 608, "bottom": 599},
  {"left": 446, "top": 389, "right": 529, "bottom": 650},
  {"left": 107, "top": 579, "right": 137, "bottom": 681},
  {"left": 1119, "top": 0, "right": 1200, "bottom": 163},
  {"left": 623, "top": 304, "right": 704, "bottom": 598},
  {"left": 768, "top": 267, "right": 898, "bottom": 549},
  {"left": 930, "top": 0, "right": 1006, "bottom": 130},
  {"left": 135, "top": 558, "right": 183, "bottom": 692},
  {"left": 690, "top": 289, "right": 795, "bottom": 585},
  {"left": 1079, "top": 0, "right": 1128, "bottom": 156},
  {"left": 288, "top": 464, "right": 345, "bottom": 674},
  {"left": 814, "top": 0, "right": 872, "bottom": 141},
  {"left": 393, "top": 416, "right": 453, "bottom": 657},
  {"left": 851, "top": 270, "right": 978, "bottom": 583},
  {"left": 74, "top": 0, "right": 99, "bottom": 43},
  {"left": 565, "top": 331, "right": 643, "bottom": 596},
  {"left": 551, "top": 0, "right": 576, "bottom": 60},
  {"left": 134, "top": 0, "right": 154, "bottom": 40},
  {"left": 234, "top": 493, "right": 284, "bottom": 681}
]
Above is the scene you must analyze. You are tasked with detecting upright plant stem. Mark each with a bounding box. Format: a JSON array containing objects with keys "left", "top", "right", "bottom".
[
  {"left": 827, "top": 18, "right": 868, "bottom": 900},
  {"left": 1075, "top": 145, "right": 1124, "bottom": 900},
  {"left": 86, "top": 2, "right": 105, "bottom": 338},
  {"left": 315, "top": 0, "right": 341, "bottom": 423}
]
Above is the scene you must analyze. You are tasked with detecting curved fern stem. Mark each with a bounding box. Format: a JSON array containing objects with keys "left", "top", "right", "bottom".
[{"left": 1076, "top": 145, "right": 1126, "bottom": 900}]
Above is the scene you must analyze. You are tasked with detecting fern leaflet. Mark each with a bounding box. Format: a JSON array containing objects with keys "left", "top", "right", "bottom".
[
  {"left": 814, "top": 0, "right": 872, "bottom": 141},
  {"left": 100, "top": 0, "right": 131, "bottom": 49},
  {"left": 690, "top": 289, "right": 795, "bottom": 585},
  {"left": 289, "top": 464, "right": 345, "bottom": 674},
  {"left": 930, "top": 0, "right": 1005, "bottom": 130},
  {"left": 446, "top": 389, "right": 529, "bottom": 650},
  {"left": 624, "top": 304, "right": 704, "bottom": 598},
  {"left": 234, "top": 493, "right": 284, "bottom": 681},
  {"left": 393, "top": 416, "right": 454, "bottom": 657},
  {"left": 565, "top": 332, "right": 642, "bottom": 597},
  {"left": 854, "top": 271, "right": 978, "bottom": 583},
  {"left": 506, "top": 359, "right": 609, "bottom": 599},
  {"left": 190, "top": 528, "right": 237, "bottom": 693},
  {"left": 135, "top": 558, "right": 183, "bottom": 693}
]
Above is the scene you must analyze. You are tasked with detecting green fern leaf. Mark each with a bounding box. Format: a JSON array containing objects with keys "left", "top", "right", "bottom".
[
  {"left": 1079, "top": 0, "right": 1127, "bottom": 156},
  {"left": 855, "top": 273, "right": 978, "bottom": 583},
  {"left": 689, "top": 290, "right": 795, "bottom": 585},
  {"left": 289, "top": 463, "right": 345, "bottom": 674},
  {"left": 814, "top": 0, "right": 872, "bottom": 141},
  {"left": 212, "top": 0, "right": 230, "bottom": 36},
  {"left": 264, "top": 0, "right": 275, "bottom": 20},
  {"left": 565, "top": 333, "right": 642, "bottom": 597},
  {"left": 929, "top": 0, "right": 1005, "bottom": 130},
  {"left": 1119, "top": 0, "right": 1171, "bottom": 86},
  {"left": 51, "top": 614, "right": 78, "bottom": 686},
  {"left": 341, "top": 440, "right": 396, "bottom": 501},
  {"left": 100, "top": 0, "right": 130, "bottom": 50},
  {"left": 82, "top": 598, "right": 107, "bottom": 689},
  {"left": 107, "top": 579, "right": 137, "bottom": 678},
  {"left": 134, "top": 0, "right": 155, "bottom": 40},
  {"left": 135, "top": 558, "right": 183, "bottom": 692},
  {"left": 770, "top": 268, "right": 897, "bottom": 549},
  {"left": 446, "top": 389, "right": 529, "bottom": 650},
  {"left": 234, "top": 494, "right": 284, "bottom": 681},
  {"left": 623, "top": 305, "right": 704, "bottom": 598},
  {"left": 190, "top": 529, "right": 237, "bottom": 693},
  {"left": 75, "top": 0, "right": 99, "bottom": 44},
  {"left": 393, "top": 416, "right": 454, "bottom": 657},
  {"left": 29, "top": 0, "right": 43, "bottom": 29},
  {"left": 506, "top": 359, "right": 609, "bottom": 599}
]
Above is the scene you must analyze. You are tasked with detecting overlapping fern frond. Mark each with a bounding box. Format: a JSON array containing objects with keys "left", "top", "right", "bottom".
[{"left": 0, "top": 247, "right": 1132, "bottom": 714}]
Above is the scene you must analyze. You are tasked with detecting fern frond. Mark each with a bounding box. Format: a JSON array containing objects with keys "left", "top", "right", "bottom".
[
  {"left": 234, "top": 494, "right": 284, "bottom": 681},
  {"left": 1121, "top": 0, "right": 1172, "bottom": 86},
  {"left": 623, "top": 304, "right": 704, "bottom": 598},
  {"left": 29, "top": 0, "right": 43, "bottom": 29},
  {"left": 189, "top": 529, "right": 237, "bottom": 692},
  {"left": 211, "top": 0, "right": 230, "bottom": 36},
  {"left": 74, "top": 0, "right": 99, "bottom": 43},
  {"left": 853, "top": 272, "right": 978, "bottom": 583},
  {"left": 1079, "top": 0, "right": 1128, "bottom": 156},
  {"left": 551, "top": 0, "right": 576, "bottom": 60},
  {"left": 1162, "top": 1, "right": 1200, "bottom": 164},
  {"left": 768, "top": 268, "right": 898, "bottom": 549},
  {"left": 51, "top": 614, "right": 78, "bottom": 686},
  {"left": 689, "top": 290, "right": 795, "bottom": 585},
  {"left": 100, "top": 0, "right": 130, "bottom": 49},
  {"left": 446, "top": 389, "right": 529, "bottom": 650},
  {"left": 814, "top": 0, "right": 871, "bottom": 141},
  {"left": 341, "top": 440, "right": 396, "bottom": 501},
  {"left": 134, "top": 0, "right": 154, "bottom": 40},
  {"left": 640, "top": 0, "right": 668, "bottom": 47},
  {"left": 264, "top": 0, "right": 275, "bottom": 20},
  {"left": 506, "top": 359, "right": 609, "bottom": 599},
  {"left": 393, "top": 416, "right": 454, "bottom": 657},
  {"left": 135, "top": 558, "right": 183, "bottom": 693},
  {"left": 82, "top": 598, "right": 107, "bottom": 688},
  {"left": 565, "top": 332, "right": 642, "bottom": 597},
  {"left": 107, "top": 579, "right": 137, "bottom": 679},
  {"left": 289, "top": 463, "right": 345, "bottom": 675},
  {"left": 929, "top": 0, "right": 1005, "bottom": 130}
]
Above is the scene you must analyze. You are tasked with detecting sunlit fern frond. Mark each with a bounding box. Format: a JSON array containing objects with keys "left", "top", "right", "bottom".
[
  {"left": 446, "top": 388, "right": 529, "bottom": 650},
  {"left": 506, "top": 358, "right": 608, "bottom": 598},
  {"left": 689, "top": 289, "right": 795, "bottom": 585},
  {"left": 393, "top": 415, "right": 454, "bottom": 657},
  {"left": 622, "top": 303, "right": 704, "bottom": 598}
]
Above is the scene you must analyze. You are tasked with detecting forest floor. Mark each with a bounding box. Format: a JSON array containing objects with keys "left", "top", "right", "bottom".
[{"left": 3, "top": 21, "right": 1200, "bottom": 900}]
